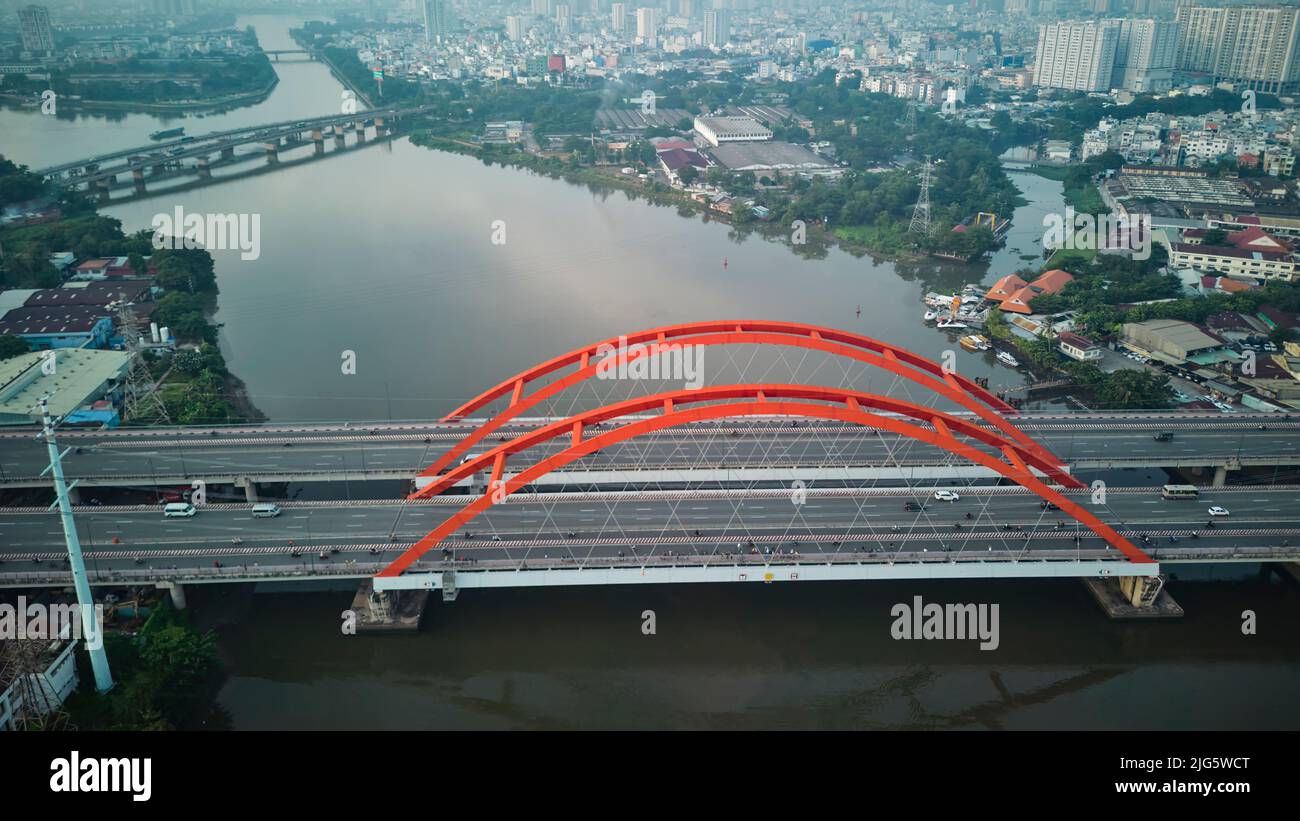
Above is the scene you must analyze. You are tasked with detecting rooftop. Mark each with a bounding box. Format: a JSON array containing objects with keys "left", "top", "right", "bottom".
[{"left": 0, "top": 348, "right": 132, "bottom": 425}]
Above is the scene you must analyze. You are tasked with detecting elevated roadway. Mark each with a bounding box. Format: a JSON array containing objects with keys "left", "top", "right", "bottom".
[
  {"left": 1, "top": 413, "right": 1296, "bottom": 493},
  {"left": 3, "top": 486, "right": 1297, "bottom": 590}
]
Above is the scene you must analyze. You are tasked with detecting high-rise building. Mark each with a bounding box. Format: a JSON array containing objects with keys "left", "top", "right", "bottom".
[
  {"left": 17, "top": 4, "right": 54, "bottom": 55},
  {"left": 611, "top": 2, "right": 625, "bottom": 32},
  {"left": 703, "top": 8, "right": 729, "bottom": 48},
  {"left": 421, "top": 0, "right": 446, "bottom": 44},
  {"left": 1112, "top": 18, "right": 1179, "bottom": 92},
  {"left": 1034, "top": 21, "right": 1120, "bottom": 92},
  {"left": 636, "top": 7, "right": 658, "bottom": 42},
  {"left": 1176, "top": 3, "right": 1300, "bottom": 94},
  {"left": 555, "top": 3, "right": 571, "bottom": 33},
  {"left": 531, "top": 0, "right": 551, "bottom": 16},
  {"left": 506, "top": 15, "right": 524, "bottom": 42}
]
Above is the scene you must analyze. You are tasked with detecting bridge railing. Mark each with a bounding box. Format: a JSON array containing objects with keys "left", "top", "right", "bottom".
[{"left": 7, "top": 543, "right": 1300, "bottom": 587}]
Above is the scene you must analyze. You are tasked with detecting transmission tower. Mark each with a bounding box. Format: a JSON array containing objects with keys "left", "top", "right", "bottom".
[
  {"left": 115, "top": 303, "right": 170, "bottom": 425},
  {"left": 908, "top": 155, "right": 933, "bottom": 237}
]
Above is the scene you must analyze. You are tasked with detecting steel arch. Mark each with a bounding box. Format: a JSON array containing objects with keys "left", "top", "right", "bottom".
[
  {"left": 423, "top": 327, "right": 1057, "bottom": 479},
  {"left": 380, "top": 387, "right": 1146, "bottom": 579},
  {"left": 445, "top": 322, "right": 1013, "bottom": 418},
  {"left": 414, "top": 384, "right": 1082, "bottom": 500}
]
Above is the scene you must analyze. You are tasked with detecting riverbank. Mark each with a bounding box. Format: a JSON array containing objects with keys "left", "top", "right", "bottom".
[
  {"left": 1, "top": 77, "right": 279, "bottom": 115},
  {"left": 409, "top": 132, "right": 936, "bottom": 266}
]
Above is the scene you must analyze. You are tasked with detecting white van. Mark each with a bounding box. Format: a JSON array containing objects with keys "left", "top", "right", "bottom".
[
  {"left": 251, "top": 503, "right": 281, "bottom": 518},
  {"left": 163, "top": 503, "right": 197, "bottom": 518}
]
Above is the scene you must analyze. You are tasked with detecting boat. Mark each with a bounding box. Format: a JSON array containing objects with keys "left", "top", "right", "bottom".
[
  {"left": 150, "top": 127, "right": 186, "bottom": 140},
  {"left": 923, "top": 310, "right": 937, "bottom": 322},
  {"left": 996, "top": 351, "right": 1020, "bottom": 367},
  {"left": 959, "top": 334, "right": 990, "bottom": 352},
  {"left": 935, "top": 318, "right": 967, "bottom": 330}
]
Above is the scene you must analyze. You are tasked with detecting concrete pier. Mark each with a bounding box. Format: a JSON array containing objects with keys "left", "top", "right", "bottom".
[
  {"left": 1082, "top": 576, "right": 1184, "bottom": 619},
  {"left": 157, "top": 580, "right": 187, "bottom": 610},
  {"left": 349, "top": 579, "right": 430, "bottom": 633}
]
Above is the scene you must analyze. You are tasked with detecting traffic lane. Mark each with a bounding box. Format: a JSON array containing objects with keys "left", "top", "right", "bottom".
[
  {"left": 6, "top": 428, "right": 1300, "bottom": 483},
  {"left": 0, "top": 490, "right": 1295, "bottom": 550}
]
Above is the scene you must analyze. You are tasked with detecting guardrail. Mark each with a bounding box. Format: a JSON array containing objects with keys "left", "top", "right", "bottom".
[{"left": 5, "top": 543, "right": 1299, "bottom": 587}]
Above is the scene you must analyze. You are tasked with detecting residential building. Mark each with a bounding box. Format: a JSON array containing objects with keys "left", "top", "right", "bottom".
[
  {"left": 421, "top": 0, "right": 447, "bottom": 44},
  {"left": 703, "top": 9, "right": 729, "bottom": 48},
  {"left": 1111, "top": 18, "right": 1179, "bottom": 93},
  {"left": 1058, "top": 331, "right": 1104, "bottom": 361},
  {"left": 17, "top": 5, "right": 54, "bottom": 56},
  {"left": 986, "top": 269, "right": 1075, "bottom": 314},
  {"left": 1176, "top": 3, "right": 1300, "bottom": 94},
  {"left": 636, "top": 7, "right": 658, "bottom": 44},
  {"left": 1034, "top": 21, "right": 1120, "bottom": 92}
]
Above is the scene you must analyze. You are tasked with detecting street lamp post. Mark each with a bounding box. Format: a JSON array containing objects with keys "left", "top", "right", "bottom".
[{"left": 39, "top": 396, "right": 114, "bottom": 693}]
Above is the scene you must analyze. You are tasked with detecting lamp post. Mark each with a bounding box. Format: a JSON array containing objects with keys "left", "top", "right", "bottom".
[{"left": 39, "top": 396, "right": 113, "bottom": 693}]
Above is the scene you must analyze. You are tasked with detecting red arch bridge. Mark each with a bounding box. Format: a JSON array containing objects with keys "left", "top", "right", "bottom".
[{"left": 371, "top": 321, "right": 1171, "bottom": 594}]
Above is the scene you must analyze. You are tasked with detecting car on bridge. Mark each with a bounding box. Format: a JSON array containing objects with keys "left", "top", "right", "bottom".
[
  {"left": 252, "top": 503, "right": 282, "bottom": 518},
  {"left": 1153, "top": 432, "right": 1174, "bottom": 442},
  {"left": 933, "top": 490, "right": 960, "bottom": 502},
  {"left": 1208, "top": 506, "right": 1230, "bottom": 517},
  {"left": 904, "top": 501, "right": 928, "bottom": 512},
  {"left": 163, "top": 503, "right": 197, "bottom": 518}
]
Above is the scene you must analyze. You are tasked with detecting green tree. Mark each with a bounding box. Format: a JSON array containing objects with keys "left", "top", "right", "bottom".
[{"left": 0, "top": 334, "right": 31, "bottom": 360}]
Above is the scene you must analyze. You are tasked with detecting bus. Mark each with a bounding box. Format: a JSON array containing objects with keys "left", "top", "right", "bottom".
[{"left": 1161, "top": 484, "right": 1200, "bottom": 500}]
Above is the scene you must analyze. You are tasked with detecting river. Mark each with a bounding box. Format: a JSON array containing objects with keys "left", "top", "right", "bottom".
[{"left": 3, "top": 16, "right": 1297, "bottom": 730}]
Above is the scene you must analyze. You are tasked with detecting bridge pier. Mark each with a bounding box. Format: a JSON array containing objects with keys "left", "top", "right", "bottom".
[
  {"left": 236, "top": 477, "right": 259, "bottom": 503},
  {"left": 1211, "top": 460, "right": 1241, "bottom": 487},
  {"left": 221, "top": 146, "right": 235, "bottom": 161},
  {"left": 349, "top": 579, "right": 429, "bottom": 632},
  {"left": 311, "top": 129, "right": 324, "bottom": 155},
  {"left": 132, "top": 168, "right": 146, "bottom": 194},
  {"left": 1082, "top": 575, "right": 1183, "bottom": 619},
  {"left": 263, "top": 142, "right": 279, "bottom": 165},
  {"left": 95, "top": 179, "right": 112, "bottom": 202},
  {"left": 196, "top": 158, "right": 211, "bottom": 178},
  {"left": 333, "top": 127, "right": 346, "bottom": 150},
  {"left": 355, "top": 121, "right": 367, "bottom": 143},
  {"left": 158, "top": 581, "right": 187, "bottom": 610}
]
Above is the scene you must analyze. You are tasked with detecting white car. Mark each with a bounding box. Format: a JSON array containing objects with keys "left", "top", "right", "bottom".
[
  {"left": 1208, "top": 506, "right": 1230, "bottom": 517},
  {"left": 933, "top": 490, "right": 960, "bottom": 502}
]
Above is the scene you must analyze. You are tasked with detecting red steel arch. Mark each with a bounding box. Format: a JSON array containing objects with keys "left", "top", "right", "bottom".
[
  {"left": 415, "top": 384, "right": 1082, "bottom": 500},
  {"left": 426, "top": 322, "right": 1051, "bottom": 478},
  {"left": 380, "top": 386, "right": 1146, "bottom": 579}
]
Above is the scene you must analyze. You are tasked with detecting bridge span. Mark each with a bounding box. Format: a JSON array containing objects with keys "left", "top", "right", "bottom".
[
  {"left": 11, "top": 320, "right": 1300, "bottom": 613},
  {"left": 36, "top": 105, "right": 434, "bottom": 199}
]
